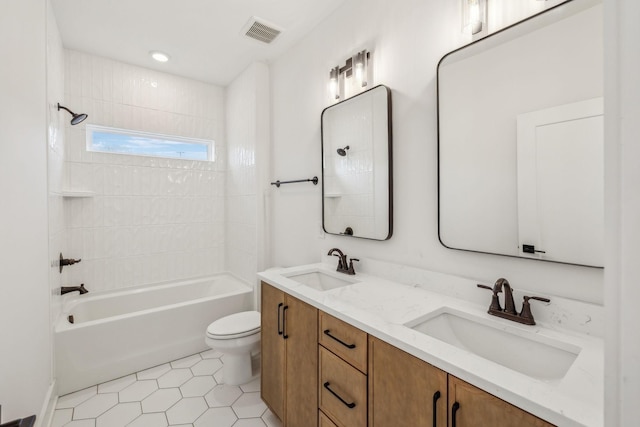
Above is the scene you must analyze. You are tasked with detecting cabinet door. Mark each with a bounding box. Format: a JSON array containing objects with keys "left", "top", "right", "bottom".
[
  {"left": 261, "top": 282, "right": 285, "bottom": 422},
  {"left": 448, "top": 376, "right": 555, "bottom": 427},
  {"left": 284, "top": 294, "right": 318, "bottom": 427},
  {"left": 369, "top": 336, "right": 447, "bottom": 427}
]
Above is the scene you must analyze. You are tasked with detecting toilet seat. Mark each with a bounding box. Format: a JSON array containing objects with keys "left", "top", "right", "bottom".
[{"left": 206, "top": 310, "right": 260, "bottom": 340}]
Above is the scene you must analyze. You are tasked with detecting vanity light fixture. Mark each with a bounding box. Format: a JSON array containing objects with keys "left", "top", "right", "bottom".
[
  {"left": 462, "top": 0, "right": 486, "bottom": 35},
  {"left": 329, "top": 66, "right": 340, "bottom": 100},
  {"left": 328, "top": 49, "right": 371, "bottom": 102},
  {"left": 150, "top": 50, "right": 170, "bottom": 63}
]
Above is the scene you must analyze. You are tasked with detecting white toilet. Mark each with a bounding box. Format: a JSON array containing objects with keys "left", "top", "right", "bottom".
[{"left": 205, "top": 310, "right": 261, "bottom": 385}]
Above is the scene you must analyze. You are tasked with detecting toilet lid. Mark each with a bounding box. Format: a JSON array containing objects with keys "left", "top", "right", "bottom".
[{"left": 207, "top": 311, "right": 261, "bottom": 339}]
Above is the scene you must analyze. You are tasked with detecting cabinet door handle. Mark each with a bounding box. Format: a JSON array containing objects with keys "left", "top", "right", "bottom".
[
  {"left": 277, "top": 303, "right": 283, "bottom": 336},
  {"left": 323, "top": 329, "right": 356, "bottom": 349},
  {"left": 323, "top": 382, "right": 356, "bottom": 409},
  {"left": 451, "top": 402, "right": 460, "bottom": 427},
  {"left": 282, "top": 305, "right": 289, "bottom": 339},
  {"left": 432, "top": 390, "right": 441, "bottom": 427}
]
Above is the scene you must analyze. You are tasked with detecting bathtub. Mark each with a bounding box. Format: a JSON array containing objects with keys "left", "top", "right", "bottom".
[{"left": 55, "top": 274, "right": 254, "bottom": 395}]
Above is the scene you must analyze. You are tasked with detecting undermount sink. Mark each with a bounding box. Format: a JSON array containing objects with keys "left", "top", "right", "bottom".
[
  {"left": 405, "top": 308, "right": 581, "bottom": 381},
  {"left": 284, "top": 269, "right": 360, "bottom": 291}
]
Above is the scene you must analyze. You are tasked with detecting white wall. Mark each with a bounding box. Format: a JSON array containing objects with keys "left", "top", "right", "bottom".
[
  {"left": 0, "top": 0, "right": 51, "bottom": 421},
  {"left": 269, "top": 0, "right": 603, "bottom": 304},
  {"left": 225, "top": 62, "right": 270, "bottom": 285},
  {"left": 62, "top": 50, "right": 226, "bottom": 292},
  {"left": 604, "top": 0, "right": 640, "bottom": 424}
]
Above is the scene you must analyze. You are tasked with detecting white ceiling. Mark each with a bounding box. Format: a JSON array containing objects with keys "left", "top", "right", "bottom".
[{"left": 51, "top": 0, "right": 348, "bottom": 86}]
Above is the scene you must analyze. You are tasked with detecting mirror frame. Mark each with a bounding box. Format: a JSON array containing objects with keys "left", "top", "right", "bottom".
[
  {"left": 321, "top": 84, "right": 393, "bottom": 240},
  {"left": 436, "top": 0, "right": 603, "bottom": 267}
]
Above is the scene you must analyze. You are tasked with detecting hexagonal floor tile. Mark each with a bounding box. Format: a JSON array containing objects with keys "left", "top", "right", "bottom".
[
  {"left": 51, "top": 408, "right": 72, "bottom": 427},
  {"left": 204, "top": 384, "right": 242, "bottom": 407},
  {"left": 231, "top": 392, "right": 267, "bottom": 418},
  {"left": 141, "top": 388, "right": 182, "bottom": 413},
  {"left": 119, "top": 380, "right": 158, "bottom": 402},
  {"left": 191, "top": 358, "right": 223, "bottom": 376},
  {"left": 171, "top": 354, "right": 202, "bottom": 369},
  {"left": 233, "top": 418, "right": 268, "bottom": 427},
  {"left": 157, "top": 368, "right": 193, "bottom": 388},
  {"left": 96, "top": 402, "right": 141, "bottom": 427},
  {"left": 98, "top": 374, "right": 136, "bottom": 394},
  {"left": 137, "top": 363, "right": 171, "bottom": 380},
  {"left": 165, "top": 397, "right": 207, "bottom": 425},
  {"left": 180, "top": 376, "right": 216, "bottom": 397},
  {"left": 262, "top": 409, "right": 283, "bottom": 427},
  {"left": 194, "top": 407, "right": 237, "bottom": 427},
  {"left": 200, "top": 349, "right": 222, "bottom": 359},
  {"left": 57, "top": 386, "right": 97, "bottom": 409},
  {"left": 65, "top": 421, "right": 95, "bottom": 427},
  {"left": 73, "top": 393, "right": 118, "bottom": 419},
  {"left": 240, "top": 377, "right": 260, "bottom": 393},
  {"left": 127, "top": 413, "right": 168, "bottom": 427}
]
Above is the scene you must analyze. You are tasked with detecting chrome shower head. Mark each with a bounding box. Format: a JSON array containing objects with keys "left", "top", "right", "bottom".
[
  {"left": 337, "top": 145, "right": 350, "bottom": 156},
  {"left": 58, "top": 103, "right": 88, "bottom": 125}
]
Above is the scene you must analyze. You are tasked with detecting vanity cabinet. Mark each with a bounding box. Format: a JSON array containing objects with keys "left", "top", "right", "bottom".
[
  {"left": 260, "top": 282, "right": 318, "bottom": 427},
  {"left": 368, "top": 336, "right": 447, "bottom": 427},
  {"left": 447, "top": 376, "right": 554, "bottom": 427},
  {"left": 261, "top": 284, "right": 556, "bottom": 427}
]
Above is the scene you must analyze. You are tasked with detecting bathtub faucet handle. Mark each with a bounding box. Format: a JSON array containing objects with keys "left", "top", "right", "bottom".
[{"left": 59, "top": 252, "right": 82, "bottom": 273}]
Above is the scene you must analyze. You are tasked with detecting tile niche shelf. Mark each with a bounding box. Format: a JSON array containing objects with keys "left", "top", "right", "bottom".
[{"left": 61, "top": 190, "right": 95, "bottom": 198}]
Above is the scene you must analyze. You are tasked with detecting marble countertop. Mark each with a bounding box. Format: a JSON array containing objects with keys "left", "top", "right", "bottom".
[{"left": 258, "top": 262, "right": 603, "bottom": 427}]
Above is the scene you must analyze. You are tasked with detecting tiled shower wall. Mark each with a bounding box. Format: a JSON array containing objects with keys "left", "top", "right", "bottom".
[
  {"left": 62, "top": 50, "right": 226, "bottom": 292},
  {"left": 46, "top": 0, "right": 65, "bottom": 376},
  {"left": 225, "top": 63, "right": 262, "bottom": 284}
]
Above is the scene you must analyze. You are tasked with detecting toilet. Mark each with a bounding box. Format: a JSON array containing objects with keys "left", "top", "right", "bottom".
[{"left": 205, "top": 310, "right": 261, "bottom": 385}]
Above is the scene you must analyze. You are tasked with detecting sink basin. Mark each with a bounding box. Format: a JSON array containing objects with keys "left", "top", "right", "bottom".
[
  {"left": 406, "top": 308, "right": 581, "bottom": 381},
  {"left": 284, "top": 269, "right": 360, "bottom": 291}
]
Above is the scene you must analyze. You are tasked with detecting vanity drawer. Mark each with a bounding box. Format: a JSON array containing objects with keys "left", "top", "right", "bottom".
[
  {"left": 319, "top": 347, "right": 367, "bottom": 427},
  {"left": 319, "top": 410, "right": 339, "bottom": 427},
  {"left": 319, "top": 311, "right": 368, "bottom": 373}
]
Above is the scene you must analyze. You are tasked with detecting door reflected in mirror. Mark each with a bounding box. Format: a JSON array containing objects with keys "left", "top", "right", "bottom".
[
  {"left": 321, "top": 85, "right": 393, "bottom": 240},
  {"left": 437, "top": 0, "right": 603, "bottom": 267}
]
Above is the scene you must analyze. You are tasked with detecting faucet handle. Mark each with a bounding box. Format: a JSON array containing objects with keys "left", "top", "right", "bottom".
[
  {"left": 477, "top": 283, "right": 502, "bottom": 312},
  {"left": 347, "top": 258, "right": 359, "bottom": 275},
  {"left": 519, "top": 295, "right": 550, "bottom": 324}
]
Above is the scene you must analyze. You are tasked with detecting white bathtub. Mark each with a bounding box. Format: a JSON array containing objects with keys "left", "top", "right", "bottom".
[{"left": 55, "top": 274, "right": 254, "bottom": 395}]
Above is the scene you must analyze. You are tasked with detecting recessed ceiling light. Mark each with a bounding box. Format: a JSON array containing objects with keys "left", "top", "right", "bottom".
[{"left": 150, "top": 51, "right": 170, "bottom": 63}]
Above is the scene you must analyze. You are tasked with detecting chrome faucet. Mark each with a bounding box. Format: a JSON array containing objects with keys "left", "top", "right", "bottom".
[
  {"left": 61, "top": 284, "right": 88, "bottom": 295},
  {"left": 327, "top": 248, "right": 358, "bottom": 275},
  {"left": 477, "top": 278, "right": 549, "bottom": 325}
]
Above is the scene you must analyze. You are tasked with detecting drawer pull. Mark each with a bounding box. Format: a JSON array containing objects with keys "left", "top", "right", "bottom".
[
  {"left": 277, "top": 303, "right": 283, "bottom": 336},
  {"left": 323, "top": 329, "right": 356, "bottom": 349},
  {"left": 323, "top": 381, "right": 356, "bottom": 409},
  {"left": 452, "top": 402, "right": 460, "bottom": 427},
  {"left": 432, "top": 391, "right": 441, "bottom": 427},
  {"left": 283, "top": 305, "right": 289, "bottom": 339}
]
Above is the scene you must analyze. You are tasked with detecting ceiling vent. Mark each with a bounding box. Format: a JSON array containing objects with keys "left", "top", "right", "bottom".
[{"left": 242, "top": 17, "right": 283, "bottom": 44}]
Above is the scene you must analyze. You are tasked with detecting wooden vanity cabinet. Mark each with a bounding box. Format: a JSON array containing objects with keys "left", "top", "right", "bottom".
[
  {"left": 261, "top": 282, "right": 318, "bottom": 427},
  {"left": 447, "top": 376, "right": 555, "bottom": 427},
  {"left": 368, "top": 336, "right": 447, "bottom": 427}
]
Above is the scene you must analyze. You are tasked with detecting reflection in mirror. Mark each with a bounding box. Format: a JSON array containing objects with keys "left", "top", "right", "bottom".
[
  {"left": 438, "top": 0, "right": 603, "bottom": 267},
  {"left": 321, "top": 85, "right": 392, "bottom": 240}
]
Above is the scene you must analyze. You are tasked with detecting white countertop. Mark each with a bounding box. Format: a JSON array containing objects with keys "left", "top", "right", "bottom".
[{"left": 258, "top": 262, "right": 603, "bottom": 427}]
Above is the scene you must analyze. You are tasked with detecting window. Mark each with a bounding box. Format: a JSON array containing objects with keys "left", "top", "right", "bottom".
[{"left": 86, "top": 125, "right": 213, "bottom": 161}]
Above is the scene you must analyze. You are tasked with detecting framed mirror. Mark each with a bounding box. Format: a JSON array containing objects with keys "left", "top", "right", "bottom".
[
  {"left": 321, "top": 85, "right": 393, "bottom": 240},
  {"left": 437, "top": 0, "right": 603, "bottom": 267}
]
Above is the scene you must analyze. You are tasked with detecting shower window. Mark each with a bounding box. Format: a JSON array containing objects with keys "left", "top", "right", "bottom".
[{"left": 86, "top": 125, "right": 214, "bottom": 161}]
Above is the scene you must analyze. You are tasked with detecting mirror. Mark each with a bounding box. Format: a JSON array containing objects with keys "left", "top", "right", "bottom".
[
  {"left": 438, "top": 0, "right": 603, "bottom": 267},
  {"left": 321, "top": 85, "right": 393, "bottom": 240}
]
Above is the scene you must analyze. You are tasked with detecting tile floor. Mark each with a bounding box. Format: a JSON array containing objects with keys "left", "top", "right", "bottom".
[{"left": 52, "top": 350, "right": 282, "bottom": 427}]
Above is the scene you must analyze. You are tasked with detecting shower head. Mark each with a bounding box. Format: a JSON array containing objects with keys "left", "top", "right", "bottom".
[
  {"left": 337, "top": 145, "right": 350, "bottom": 156},
  {"left": 57, "top": 103, "right": 88, "bottom": 125}
]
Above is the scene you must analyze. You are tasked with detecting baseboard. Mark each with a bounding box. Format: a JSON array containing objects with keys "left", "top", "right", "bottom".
[{"left": 36, "top": 380, "right": 57, "bottom": 427}]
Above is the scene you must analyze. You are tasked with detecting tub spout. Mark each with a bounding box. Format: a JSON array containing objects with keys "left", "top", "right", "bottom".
[{"left": 61, "top": 284, "right": 88, "bottom": 295}]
